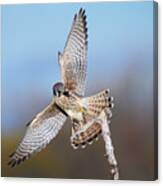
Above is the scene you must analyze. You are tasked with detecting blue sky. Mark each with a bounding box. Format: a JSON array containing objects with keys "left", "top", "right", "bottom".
[{"left": 2, "top": 1, "right": 154, "bottom": 133}]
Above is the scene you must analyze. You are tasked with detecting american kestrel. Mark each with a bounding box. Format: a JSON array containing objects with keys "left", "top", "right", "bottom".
[{"left": 8, "top": 8, "right": 114, "bottom": 167}]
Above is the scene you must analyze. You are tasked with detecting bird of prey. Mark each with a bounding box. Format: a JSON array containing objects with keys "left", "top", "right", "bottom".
[{"left": 8, "top": 8, "right": 114, "bottom": 167}]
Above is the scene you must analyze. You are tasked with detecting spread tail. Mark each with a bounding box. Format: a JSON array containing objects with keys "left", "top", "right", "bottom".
[{"left": 71, "top": 89, "right": 114, "bottom": 149}]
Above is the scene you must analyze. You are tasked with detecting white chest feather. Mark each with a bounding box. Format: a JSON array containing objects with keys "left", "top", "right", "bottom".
[{"left": 66, "top": 109, "right": 83, "bottom": 121}]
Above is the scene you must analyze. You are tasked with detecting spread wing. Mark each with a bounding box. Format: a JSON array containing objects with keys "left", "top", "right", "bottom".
[
  {"left": 59, "top": 8, "right": 88, "bottom": 96},
  {"left": 8, "top": 100, "right": 67, "bottom": 167}
]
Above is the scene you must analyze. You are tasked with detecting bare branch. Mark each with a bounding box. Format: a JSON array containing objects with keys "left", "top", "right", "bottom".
[{"left": 98, "top": 110, "right": 119, "bottom": 180}]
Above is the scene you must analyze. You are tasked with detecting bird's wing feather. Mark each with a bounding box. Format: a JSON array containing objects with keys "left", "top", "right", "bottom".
[
  {"left": 8, "top": 101, "right": 67, "bottom": 167},
  {"left": 59, "top": 8, "right": 88, "bottom": 96},
  {"left": 71, "top": 89, "right": 114, "bottom": 148}
]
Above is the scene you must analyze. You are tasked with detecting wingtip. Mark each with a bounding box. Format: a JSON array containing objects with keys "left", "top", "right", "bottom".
[
  {"left": 79, "top": 8, "right": 86, "bottom": 17},
  {"left": 74, "top": 8, "right": 86, "bottom": 20},
  {"left": 9, "top": 152, "right": 15, "bottom": 158},
  {"left": 79, "top": 8, "right": 83, "bottom": 14},
  {"left": 8, "top": 152, "right": 16, "bottom": 167},
  {"left": 8, "top": 155, "right": 27, "bottom": 168},
  {"left": 8, "top": 159, "right": 16, "bottom": 168},
  {"left": 74, "top": 13, "right": 77, "bottom": 20},
  {"left": 8, "top": 151, "right": 29, "bottom": 167}
]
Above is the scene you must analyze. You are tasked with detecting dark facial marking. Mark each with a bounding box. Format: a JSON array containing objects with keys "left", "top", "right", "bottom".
[{"left": 52, "top": 82, "right": 64, "bottom": 96}]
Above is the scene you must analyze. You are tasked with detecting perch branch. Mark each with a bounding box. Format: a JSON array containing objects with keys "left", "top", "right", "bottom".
[
  {"left": 98, "top": 110, "right": 119, "bottom": 180},
  {"left": 71, "top": 108, "right": 119, "bottom": 179}
]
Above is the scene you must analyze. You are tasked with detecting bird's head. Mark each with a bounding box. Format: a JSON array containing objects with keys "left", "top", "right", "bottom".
[{"left": 52, "top": 82, "right": 69, "bottom": 97}]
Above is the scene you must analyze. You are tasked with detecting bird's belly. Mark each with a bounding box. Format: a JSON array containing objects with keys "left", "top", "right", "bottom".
[
  {"left": 55, "top": 95, "right": 84, "bottom": 122},
  {"left": 66, "top": 109, "right": 83, "bottom": 122}
]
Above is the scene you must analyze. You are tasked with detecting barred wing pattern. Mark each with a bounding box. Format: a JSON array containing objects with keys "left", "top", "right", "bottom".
[
  {"left": 71, "top": 90, "right": 114, "bottom": 148},
  {"left": 59, "top": 8, "right": 88, "bottom": 96},
  {"left": 82, "top": 89, "right": 114, "bottom": 117},
  {"left": 8, "top": 101, "right": 67, "bottom": 167}
]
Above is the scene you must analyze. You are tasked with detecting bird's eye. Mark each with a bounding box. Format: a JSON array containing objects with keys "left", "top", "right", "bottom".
[{"left": 63, "top": 91, "right": 69, "bottom": 96}]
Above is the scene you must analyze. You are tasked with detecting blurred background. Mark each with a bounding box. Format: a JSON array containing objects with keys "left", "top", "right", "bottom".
[{"left": 1, "top": 1, "right": 156, "bottom": 180}]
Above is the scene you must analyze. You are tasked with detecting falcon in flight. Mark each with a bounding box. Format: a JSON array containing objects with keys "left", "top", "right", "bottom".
[{"left": 8, "top": 8, "right": 114, "bottom": 167}]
